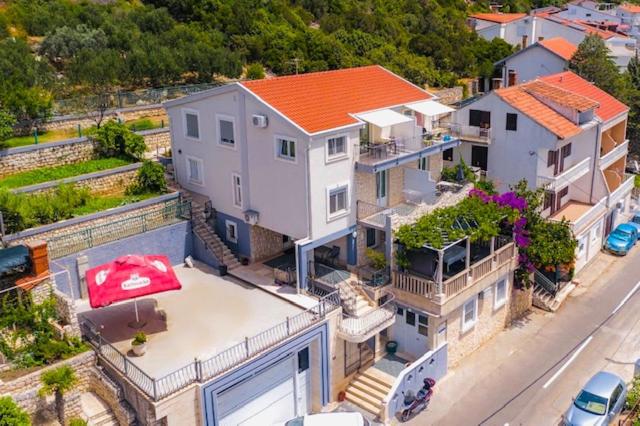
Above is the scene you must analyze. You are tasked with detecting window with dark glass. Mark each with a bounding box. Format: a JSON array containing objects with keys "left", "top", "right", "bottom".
[
  {"left": 298, "top": 347, "right": 309, "bottom": 372},
  {"left": 506, "top": 113, "right": 518, "bottom": 131},
  {"left": 544, "top": 192, "right": 554, "bottom": 210},
  {"left": 443, "top": 148, "right": 454, "bottom": 161},
  {"left": 406, "top": 311, "right": 416, "bottom": 326},
  {"left": 469, "top": 109, "right": 491, "bottom": 127}
]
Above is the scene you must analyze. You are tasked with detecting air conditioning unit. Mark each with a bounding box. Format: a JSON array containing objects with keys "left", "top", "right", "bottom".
[
  {"left": 252, "top": 114, "right": 268, "bottom": 128},
  {"left": 244, "top": 210, "right": 259, "bottom": 225}
]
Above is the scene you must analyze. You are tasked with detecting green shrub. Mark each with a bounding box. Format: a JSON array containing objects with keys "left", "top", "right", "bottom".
[
  {"left": 475, "top": 179, "right": 496, "bottom": 194},
  {"left": 441, "top": 159, "right": 476, "bottom": 183},
  {"left": 365, "top": 248, "right": 387, "bottom": 270},
  {"left": 68, "top": 419, "right": 87, "bottom": 426},
  {"left": 132, "top": 332, "right": 147, "bottom": 346},
  {"left": 245, "top": 63, "right": 265, "bottom": 80},
  {"left": 0, "top": 109, "right": 16, "bottom": 143},
  {"left": 92, "top": 120, "right": 146, "bottom": 160},
  {"left": 627, "top": 376, "right": 640, "bottom": 410},
  {"left": 635, "top": 174, "right": 640, "bottom": 189},
  {"left": 0, "top": 396, "right": 31, "bottom": 425},
  {"left": 127, "top": 160, "right": 166, "bottom": 195}
]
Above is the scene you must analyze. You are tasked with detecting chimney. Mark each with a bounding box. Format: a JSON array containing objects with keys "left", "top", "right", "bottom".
[
  {"left": 492, "top": 78, "right": 503, "bottom": 90},
  {"left": 508, "top": 70, "right": 518, "bottom": 87},
  {"left": 26, "top": 240, "right": 49, "bottom": 276}
]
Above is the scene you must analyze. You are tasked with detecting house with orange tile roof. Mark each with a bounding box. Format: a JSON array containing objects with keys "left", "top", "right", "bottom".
[
  {"left": 162, "top": 66, "right": 524, "bottom": 420},
  {"left": 470, "top": 10, "right": 636, "bottom": 69},
  {"left": 494, "top": 37, "right": 577, "bottom": 85},
  {"left": 450, "top": 71, "right": 632, "bottom": 275}
]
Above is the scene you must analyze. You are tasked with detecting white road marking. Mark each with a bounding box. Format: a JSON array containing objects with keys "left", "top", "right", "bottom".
[
  {"left": 611, "top": 280, "right": 640, "bottom": 315},
  {"left": 542, "top": 336, "right": 594, "bottom": 389}
]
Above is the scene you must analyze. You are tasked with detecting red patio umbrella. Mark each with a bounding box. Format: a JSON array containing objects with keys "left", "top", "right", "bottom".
[{"left": 86, "top": 255, "right": 181, "bottom": 327}]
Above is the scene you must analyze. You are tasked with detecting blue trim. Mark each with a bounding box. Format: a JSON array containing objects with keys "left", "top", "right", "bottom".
[
  {"left": 347, "top": 233, "right": 357, "bottom": 265},
  {"left": 201, "top": 322, "right": 329, "bottom": 426},
  {"left": 355, "top": 138, "right": 461, "bottom": 173},
  {"left": 297, "top": 225, "right": 356, "bottom": 289}
]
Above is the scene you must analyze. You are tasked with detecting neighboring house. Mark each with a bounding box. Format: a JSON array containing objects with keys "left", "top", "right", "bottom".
[
  {"left": 450, "top": 71, "right": 632, "bottom": 276},
  {"left": 469, "top": 12, "right": 636, "bottom": 69},
  {"left": 556, "top": 0, "right": 619, "bottom": 24},
  {"left": 617, "top": 3, "right": 640, "bottom": 38},
  {"left": 164, "top": 66, "right": 520, "bottom": 421},
  {"left": 495, "top": 37, "right": 577, "bottom": 86}
]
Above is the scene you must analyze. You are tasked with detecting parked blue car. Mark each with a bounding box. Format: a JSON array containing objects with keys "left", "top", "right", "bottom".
[
  {"left": 605, "top": 223, "right": 638, "bottom": 255},
  {"left": 626, "top": 213, "right": 640, "bottom": 233}
]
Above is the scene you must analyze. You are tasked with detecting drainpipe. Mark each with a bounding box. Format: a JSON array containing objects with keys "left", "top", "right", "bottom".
[
  {"left": 305, "top": 139, "right": 313, "bottom": 240},
  {"left": 590, "top": 121, "right": 602, "bottom": 205}
]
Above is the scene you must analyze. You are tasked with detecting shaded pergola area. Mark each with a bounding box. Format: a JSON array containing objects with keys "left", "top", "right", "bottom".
[{"left": 398, "top": 218, "right": 513, "bottom": 291}]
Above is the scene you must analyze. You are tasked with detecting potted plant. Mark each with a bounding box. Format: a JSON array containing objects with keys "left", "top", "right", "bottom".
[{"left": 131, "top": 332, "right": 147, "bottom": 356}]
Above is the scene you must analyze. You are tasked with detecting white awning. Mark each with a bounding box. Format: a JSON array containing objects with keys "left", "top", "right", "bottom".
[
  {"left": 404, "top": 100, "right": 454, "bottom": 117},
  {"left": 356, "top": 109, "right": 413, "bottom": 128}
]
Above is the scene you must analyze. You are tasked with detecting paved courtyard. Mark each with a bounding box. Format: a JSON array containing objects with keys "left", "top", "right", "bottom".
[{"left": 79, "top": 261, "right": 303, "bottom": 377}]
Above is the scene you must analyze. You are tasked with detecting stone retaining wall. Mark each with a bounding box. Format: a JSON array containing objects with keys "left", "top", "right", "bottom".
[
  {"left": 15, "top": 163, "right": 142, "bottom": 196},
  {"left": 0, "top": 351, "right": 136, "bottom": 425},
  {"left": 3, "top": 193, "right": 181, "bottom": 249},
  {"left": 39, "top": 105, "right": 166, "bottom": 133},
  {"left": 0, "top": 129, "right": 169, "bottom": 179},
  {"left": 507, "top": 285, "right": 533, "bottom": 324}
]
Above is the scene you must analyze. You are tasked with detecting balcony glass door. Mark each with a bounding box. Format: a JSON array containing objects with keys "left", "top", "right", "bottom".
[{"left": 376, "top": 170, "right": 388, "bottom": 207}]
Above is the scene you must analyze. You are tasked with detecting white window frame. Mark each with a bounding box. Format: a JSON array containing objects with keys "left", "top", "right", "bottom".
[
  {"left": 225, "top": 220, "right": 238, "bottom": 243},
  {"left": 232, "top": 173, "right": 242, "bottom": 209},
  {"left": 216, "top": 113, "right": 237, "bottom": 149},
  {"left": 274, "top": 135, "right": 297, "bottom": 163},
  {"left": 494, "top": 278, "right": 508, "bottom": 310},
  {"left": 185, "top": 156, "right": 204, "bottom": 186},
  {"left": 325, "top": 133, "right": 348, "bottom": 162},
  {"left": 326, "top": 183, "right": 350, "bottom": 220},
  {"left": 461, "top": 296, "right": 478, "bottom": 333},
  {"left": 183, "top": 108, "right": 201, "bottom": 141}
]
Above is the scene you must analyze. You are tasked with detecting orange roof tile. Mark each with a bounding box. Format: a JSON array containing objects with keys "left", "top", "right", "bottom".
[
  {"left": 470, "top": 13, "right": 527, "bottom": 23},
  {"left": 240, "top": 66, "right": 431, "bottom": 134},
  {"left": 521, "top": 80, "right": 599, "bottom": 111},
  {"left": 495, "top": 85, "right": 582, "bottom": 139},
  {"left": 619, "top": 3, "right": 640, "bottom": 13},
  {"left": 540, "top": 71, "right": 629, "bottom": 122},
  {"left": 538, "top": 37, "right": 578, "bottom": 60}
]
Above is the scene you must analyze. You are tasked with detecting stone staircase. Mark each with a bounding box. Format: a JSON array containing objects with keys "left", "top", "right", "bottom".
[
  {"left": 182, "top": 193, "right": 240, "bottom": 270},
  {"left": 345, "top": 366, "right": 394, "bottom": 418},
  {"left": 532, "top": 269, "right": 576, "bottom": 312},
  {"left": 339, "top": 280, "right": 374, "bottom": 317},
  {"left": 81, "top": 392, "right": 118, "bottom": 426}
]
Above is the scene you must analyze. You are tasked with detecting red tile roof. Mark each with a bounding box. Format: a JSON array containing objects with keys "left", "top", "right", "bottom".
[
  {"left": 470, "top": 13, "right": 527, "bottom": 23},
  {"left": 540, "top": 71, "right": 629, "bottom": 122},
  {"left": 495, "top": 84, "right": 583, "bottom": 139},
  {"left": 538, "top": 37, "right": 578, "bottom": 60},
  {"left": 522, "top": 80, "right": 599, "bottom": 112},
  {"left": 240, "top": 66, "right": 432, "bottom": 134},
  {"left": 619, "top": 3, "right": 640, "bottom": 13}
]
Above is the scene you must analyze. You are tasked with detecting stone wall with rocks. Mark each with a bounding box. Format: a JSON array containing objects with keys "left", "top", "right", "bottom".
[
  {"left": 429, "top": 86, "right": 464, "bottom": 105},
  {"left": 0, "top": 129, "right": 169, "bottom": 180},
  {"left": 507, "top": 286, "right": 533, "bottom": 324},
  {"left": 15, "top": 163, "right": 142, "bottom": 197},
  {"left": 0, "top": 351, "right": 136, "bottom": 425},
  {"left": 0, "top": 138, "right": 96, "bottom": 179},
  {"left": 4, "top": 194, "right": 181, "bottom": 253},
  {"left": 39, "top": 105, "right": 166, "bottom": 133},
  {"left": 249, "top": 225, "right": 283, "bottom": 262}
]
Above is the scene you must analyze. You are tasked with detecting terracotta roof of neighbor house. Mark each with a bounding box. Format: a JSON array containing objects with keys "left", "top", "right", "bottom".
[
  {"left": 522, "top": 80, "right": 599, "bottom": 111},
  {"left": 538, "top": 37, "right": 578, "bottom": 60},
  {"left": 470, "top": 13, "right": 527, "bottom": 23},
  {"left": 495, "top": 83, "right": 583, "bottom": 139},
  {"left": 619, "top": 3, "right": 640, "bottom": 13},
  {"left": 240, "top": 65, "right": 432, "bottom": 134},
  {"left": 540, "top": 71, "right": 629, "bottom": 122}
]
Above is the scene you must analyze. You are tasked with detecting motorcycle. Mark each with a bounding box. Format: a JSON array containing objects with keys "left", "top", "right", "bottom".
[{"left": 400, "top": 377, "right": 436, "bottom": 421}]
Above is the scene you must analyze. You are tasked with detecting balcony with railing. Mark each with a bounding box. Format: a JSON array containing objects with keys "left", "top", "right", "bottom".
[
  {"left": 537, "top": 157, "right": 591, "bottom": 192},
  {"left": 548, "top": 198, "right": 607, "bottom": 233},
  {"left": 446, "top": 123, "right": 491, "bottom": 144},
  {"left": 392, "top": 235, "right": 516, "bottom": 312},
  {"left": 600, "top": 138, "right": 629, "bottom": 170}
]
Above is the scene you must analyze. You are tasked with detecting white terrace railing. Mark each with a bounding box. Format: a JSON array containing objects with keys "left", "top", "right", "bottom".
[
  {"left": 338, "top": 291, "right": 396, "bottom": 342},
  {"left": 79, "top": 291, "right": 340, "bottom": 402}
]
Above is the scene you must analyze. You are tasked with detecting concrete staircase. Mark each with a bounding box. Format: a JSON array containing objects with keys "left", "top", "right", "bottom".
[
  {"left": 183, "top": 194, "right": 240, "bottom": 270},
  {"left": 533, "top": 282, "right": 576, "bottom": 312},
  {"left": 81, "top": 392, "right": 118, "bottom": 426},
  {"left": 339, "top": 281, "right": 374, "bottom": 317},
  {"left": 345, "top": 366, "right": 394, "bottom": 418}
]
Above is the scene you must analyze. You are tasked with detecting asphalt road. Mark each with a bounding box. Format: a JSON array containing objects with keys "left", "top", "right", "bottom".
[{"left": 411, "top": 248, "right": 640, "bottom": 426}]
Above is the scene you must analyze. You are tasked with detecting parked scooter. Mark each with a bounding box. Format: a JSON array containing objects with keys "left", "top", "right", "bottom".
[{"left": 400, "top": 378, "right": 436, "bottom": 421}]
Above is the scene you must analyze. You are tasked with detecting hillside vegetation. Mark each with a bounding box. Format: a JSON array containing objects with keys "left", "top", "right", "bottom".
[{"left": 0, "top": 0, "right": 515, "bottom": 125}]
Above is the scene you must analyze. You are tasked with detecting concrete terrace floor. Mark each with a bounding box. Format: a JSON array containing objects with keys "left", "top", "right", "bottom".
[{"left": 78, "top": 262, "right": 303, "bottom": 378}]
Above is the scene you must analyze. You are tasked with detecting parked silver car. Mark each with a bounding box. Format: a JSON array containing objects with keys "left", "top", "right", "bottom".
[{"left": 562, "top": 372, "right": 627, "bottom": 426}]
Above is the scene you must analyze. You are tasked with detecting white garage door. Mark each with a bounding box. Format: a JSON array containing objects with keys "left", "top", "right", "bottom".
[{"left": 218, "top": 356, "right": 295, "bottom": 426}]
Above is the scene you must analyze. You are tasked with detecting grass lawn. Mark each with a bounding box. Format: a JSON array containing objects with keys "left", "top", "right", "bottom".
[
  {"left": 126, "top": 115, "right": 167, "bottom": 131},
  {"left": 0, "top": 157, "right": 133, "bottom": 189},
  {"left": 70, "top": 191, "right": 161, "bottom": 216}
]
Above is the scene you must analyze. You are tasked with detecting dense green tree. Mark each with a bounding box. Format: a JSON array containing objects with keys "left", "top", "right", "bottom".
[
  {"left": 0, "top": 110, "right": 16, "bottom": 143},
  {"left": 39, "top": 25, "right": 107, "bottom": 65},
  {"left": 245, "top": 63, "right": 266, "bottom": 80},
  {"left": 0, "top": 396, "right": 30, "bottom": 426},
  {"left": 569, "top": 35, "right": 624, "bottom": 98}
]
